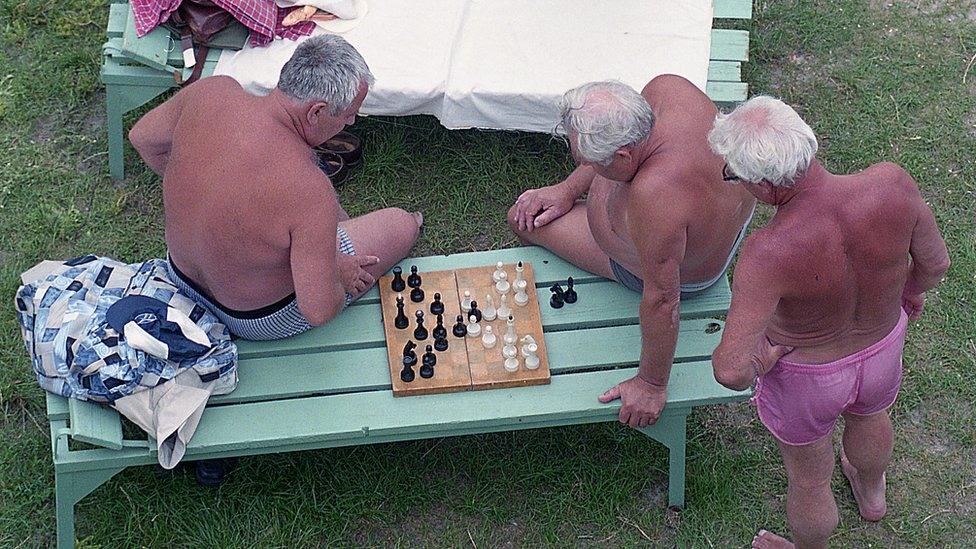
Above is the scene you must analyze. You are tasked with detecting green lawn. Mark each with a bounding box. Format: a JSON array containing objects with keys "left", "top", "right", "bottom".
[{"left": 1, "top": 0, "right": 974, "bottom": 546}]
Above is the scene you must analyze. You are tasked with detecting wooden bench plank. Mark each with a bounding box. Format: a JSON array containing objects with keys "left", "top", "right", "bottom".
[
  {"left": 67, "top": 399, "right": 124, "bottom": 451},
  {"left": 107, "top": 3, "right": 128, "bottom": 38},
  {"left": 713, "top": 0, "right": 753, "bottom": 20},
  {"left": 706, "top": 81, "right": 749, "bottom": 104},
  {"left": 213, "top": 318, "right": 725, "bottom": 405},
  {"left": 47, "top": 392, "right": 69, "bottom": 420},
  {"left": 710, "top": 29, "right": 749, "bottom": 62},
  {"left": 707, "top": 60, "right": 741, "bottom": 83}
]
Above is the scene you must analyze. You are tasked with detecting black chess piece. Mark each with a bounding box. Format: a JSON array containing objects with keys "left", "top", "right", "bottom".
[
  {"left": 420, "top": 345, "right": 436, "bottom": 378},
  {"left": 468, "top": 300, "right": 482, "bottom": 322},
  {"left": 400, "top": 359, "right": 416, "bottom": 382},
  {"left": 413, "top": 310, "right": 428, "bottom": 340},
  {"left": 400, "top": 341, "right": 417, "bottom": 383},
  {"left": 394, "top": 295, "right": 409, "bottom": 329},
  {"left": 429, "top": 292, "right": 445, "bottom": 315},
  {"left": 563, "top": 277, "right": 578, "bottom": 304},
  {"left": 550, "top": 284, "right": 565, "bottom": 309},
  {"left": 432, "top": 314, "right": 447, "bottom": 340},
  {"left": 407, "top": 265, "right": 422, "bottom": 288},
  {"left": 391, "top": 266, "right": 406, "bottom": 292},
  {"left": 452, "top": 314, "right": 467, "bottom": 337},
  {"left": 410, "top": 286, "right": 425, "bottom": 303},
  {"left": 434, "top": 336, "right": 449, "bottom": 352}
]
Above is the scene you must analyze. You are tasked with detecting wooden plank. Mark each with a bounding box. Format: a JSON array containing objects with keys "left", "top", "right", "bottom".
[
  {"left": 121, "top": 9, "right": 179, "bottom": 74},
  {"left": 107, "top": 3, "right": 129, "bottom": 38},
  {"left": 709, "top": 29, "right": 749, "bottom": 62},
  {"left": 713, "top": 0, "right": 753, "bottom": 20},
  {"left": 212, "top": 318, "right": 725, "bottom": 405},
  {"left": 188, "top": 361, "right": 748, "bottom": 454},
  {"left": 707, "top": 60, "right": 741, "bottom": 83},
  {"left": 68, "top": 399, "right": 124, "bottom": 450},
  {"left": 706, "top": 81, "right": 749, "bottom": 104},
  {"left": 46, "top": 393, "right": 69, "bottom": 420}
]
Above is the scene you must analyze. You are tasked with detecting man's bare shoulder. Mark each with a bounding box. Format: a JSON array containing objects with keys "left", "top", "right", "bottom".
[
  {"left": 641, "top": 74, "right": 697, "bottom": 96},
  {"left": 735, "top": 227, "right": 798, "bottom": 277}
]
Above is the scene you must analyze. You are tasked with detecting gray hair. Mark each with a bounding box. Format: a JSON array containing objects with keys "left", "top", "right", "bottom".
[
  {"left": 707, "top": 96, "right": 818, "bottom": 187},
  {"left": 278, "top": 35, "right": 375, "bottom": 115},
  {"left": 558, "top": 81, "right": 655, "bottom": 166}
]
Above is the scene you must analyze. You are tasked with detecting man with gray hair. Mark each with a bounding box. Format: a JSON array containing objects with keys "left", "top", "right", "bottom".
[
  {"left": 130, "top": 35, "right": 422, "bottom": 342},
  {"left": 508, "top": 75, "right": 756, "bottom": 428},
  {"left": 707, "top": 96, "right": 949, "bottom": 549}
]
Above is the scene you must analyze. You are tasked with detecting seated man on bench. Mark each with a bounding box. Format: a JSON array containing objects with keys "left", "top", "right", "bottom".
[
  {"left": 130, "top": 35, "right": 422, "bottom": 341},
  {"left": 508, "top": 75, "right": 756, "bottom": 428}
]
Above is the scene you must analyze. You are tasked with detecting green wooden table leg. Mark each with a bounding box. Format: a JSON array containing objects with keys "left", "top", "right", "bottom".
[
  {"left": 103, "top": 78, "right": 174, "bottom": 180},
  {"left": 640, "top": 409, "right": 690, "bottom": 509},
  {"left": 55, "top": 466, "right": 125, "bottom": 548}
]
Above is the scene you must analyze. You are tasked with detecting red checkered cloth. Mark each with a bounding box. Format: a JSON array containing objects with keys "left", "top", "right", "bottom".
[{"left": 131, "top": 0, "right": 315, "bottom": 47}]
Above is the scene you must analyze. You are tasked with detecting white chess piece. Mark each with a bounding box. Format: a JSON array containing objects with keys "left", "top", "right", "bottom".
[
  {"left": 503, "top": 315, "right": 517, "bottom": 346},
  {"left": 523, "top": 343, "right": 540, "bottom": 370},
  {"left": 461, "top": 290, "right": 473, "bottom": 313},
  {"left": 514, "top": 261, "right": 527, "bottom": 291},
  {"left": 492, "top": 261, "right": 506, "bottom": 283},
  {"left": 466, "top": 315, "right": 481, "bottom": 337},
  {"left": 514, "top": 284, "right": 529, "bottom": 306},
  {"left": 497, "top": 294, "right": 512, "bottom": 318},
  {"left": 482, "top": 294, "right": 497, "bottom": 321},
  {"left": 520, "top": 335, "right": 537, "bottom": 357},
  {"left": 502, "top": 343, "right": 519, "bottom": 372},
  {"left": 481, "top": 325, "right": 496, "bottom": 348},
  {"left": 495, "top": 270, "right": 511, "bottom": 294}
]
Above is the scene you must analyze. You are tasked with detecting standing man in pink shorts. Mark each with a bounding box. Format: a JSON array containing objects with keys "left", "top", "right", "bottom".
[{"left": 706, "top": 97, "right": 949, "bottom": 549}]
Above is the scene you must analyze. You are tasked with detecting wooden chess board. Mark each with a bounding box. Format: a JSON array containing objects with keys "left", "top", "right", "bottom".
[{"left": 379, "top": 263, "right": 551, "bottom": 397}]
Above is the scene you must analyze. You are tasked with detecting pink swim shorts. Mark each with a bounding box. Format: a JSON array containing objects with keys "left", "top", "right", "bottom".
[{"left": 752, "top": 309, "right": 909, "bottom": 446}]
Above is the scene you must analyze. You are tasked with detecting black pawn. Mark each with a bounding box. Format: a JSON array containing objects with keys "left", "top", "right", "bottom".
[
  {"left": 394, "top": 295, "right": 409, "bottom": 329},
  {"left": 413, "top": 310, "right": 428, "bottom": 340},
  {"left": 429, "top": 292, "right": 445, "bottom": 316},
  {"left": 410, "top": 286, "right": 425, "bottom": 303},
  {"left": 563, "top": 277, "right": 578, "bottom": 304},
  {"left": 434, "top": 336, "right": 449, "bottom": 352},
  {"left": 407, "top": 265, "right": 422, "bottom": 288},
  {"left": 400, "top": 360, "right": 415, "bottom": 383},
  {"left": 468, "top": 300, "right": 482, "bottom": 322},
  {"left": 420, "top": 345, "right": 436, "bottom": 378},
  {"left": 550, "top": 284, "right": 565, "bottom": 309},
  {"left": 391, "top": 266, "right": 406, "bottom": 292},
  {"left": 432, "top": 314, "right": 447, "bottom": 340},
  {"left": 452, "top": 314, "right": 467, "bottom": 337}
]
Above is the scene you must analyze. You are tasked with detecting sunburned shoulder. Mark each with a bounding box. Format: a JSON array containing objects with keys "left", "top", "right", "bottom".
[
  {"left": 641, "top": 74, "right": 697, "bottom": 95},
  {"left": 845, "top": 161, "right": 921, "bottom": 204}
]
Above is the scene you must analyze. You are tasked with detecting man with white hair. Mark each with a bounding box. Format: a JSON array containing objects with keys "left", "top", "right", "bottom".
[
  {"left": 130, "top": 35, "right": 422, "bottom": 342},
  {"left": 508, "top": 75, "right": 756, "bottom": 427},
  {"left": 708, "top": 96, "right": 949, "bottom": 549}
]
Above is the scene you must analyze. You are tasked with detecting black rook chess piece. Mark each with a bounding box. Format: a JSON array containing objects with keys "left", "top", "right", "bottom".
[
  {"left": 563, "top": 277, "right": 578, "bottom": 304},
  {"left": 394, "top": 294, "right": 409, "bottom": 329},
  {"left": 432, "top": 314, "right": 447, "bottom": 340},
  {"left": 468, "top": 300, "right": 482, "bottom": 322},
  {"left": 391, "top": 266, "right": 406, "bottom": 292},
  {"left": 413, "top": 310, "right": 428, "bottom": 340},
  {"left": 549, "top": 284, "right": 565, "bottom": 309},
  {"left": 407, "top": 266, "right": 422, "bottom": 288},
  {"left": 430, "top": 292, "right": 445, "bottom": 316},
  {"left": 434, "top": 336, "right": 449, "bottom": 352},
  {"left": 452, "top": 314, "right": 467, "bottom": 337},
  {"left": 420, "top": 345, "right": 436, "bottom": 378},
  {"left": 410, "top": 286, "right": 425, "bottom": 303}
]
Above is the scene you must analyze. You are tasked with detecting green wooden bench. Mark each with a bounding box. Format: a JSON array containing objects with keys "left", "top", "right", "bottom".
[
  {"left": 101, "top": 0, "right": 752, "bottom": 179},
  {"left": 46, "top": 246, "right": 748, "bottom": 547}
]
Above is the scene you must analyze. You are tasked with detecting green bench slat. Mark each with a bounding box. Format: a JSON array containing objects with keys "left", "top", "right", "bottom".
[
  {"left": 707, "top": 60, "right": 741, "bottom": 83},
  {"left": 107, "top": 3, "right": 128, "bottom": 38},
  {"left": 67, "top": 399, "right": 124, "bottom": 451},
  {"left": 706, "top": 81, "right": 749, "bottom": 104},
  {"left": 212, "top": 318, "right": 725, "bottom": 405},
  {"left": 713, "top": 0, "right": 752, "bottom": 20},
  {"left": 710, "top": 29, "right": 749, "bottom": 62},
  {"left": 185, "top": 361, "right": 747, "bottom": 455},
  {"left": 47, "top": 392, "right": 69, "bottom": 420}
]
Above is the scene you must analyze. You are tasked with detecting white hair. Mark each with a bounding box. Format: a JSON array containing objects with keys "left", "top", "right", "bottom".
[
  {"left": 278, "top": 35, "right": 375, "bottom": 115},
  {"left": 558, "top": 81, "right": 655, "bottom": 166},
  {"left": 707, "top": 96, "right": 818, "bottom": 187}
]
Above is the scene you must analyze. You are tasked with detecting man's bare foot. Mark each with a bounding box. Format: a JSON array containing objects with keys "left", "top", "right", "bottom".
[
  {"left": 840, "top": 447, "right": 887, "bottom": 521},
  {"left": 412, "top": 211, "right": 424, "bottom": 228},
  {"left": 752, "top": 529, "right": 794, "bottom": 548}
]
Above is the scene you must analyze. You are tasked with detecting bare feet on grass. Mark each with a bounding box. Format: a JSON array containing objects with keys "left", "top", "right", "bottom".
[
  {"left": 752, "top": 529, "right": 794, "bottom": 548},
  {"left": 840, "top": 447, "right": 887, "bottom": 521}
]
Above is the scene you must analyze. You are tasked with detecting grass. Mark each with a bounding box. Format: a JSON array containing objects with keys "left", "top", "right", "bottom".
[{"left": 1, "top": 0, "right": 975, "bottom": 546}]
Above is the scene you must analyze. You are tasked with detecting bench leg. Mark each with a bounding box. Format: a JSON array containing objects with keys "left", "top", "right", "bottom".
[
  {"left": 55, "top": 466, "right": 124, "bottom": 548},
  {"left": 640, "top": 409, "right": 689, "bottom": 509},
  {"left": 105, "top": 84, "right": 127, "bottom": 181}
]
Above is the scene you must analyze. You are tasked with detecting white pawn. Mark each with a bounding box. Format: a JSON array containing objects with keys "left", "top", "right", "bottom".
[
  {"left": 504, "top": 357, "right": 520, "bottom": 372},
  {"left": 503, "top": 315, "right": 518, "bottom": 346},
  {"left": 523, "top": 343, "right": 540, "bottom": 370},
  {"left": 482, "top": 294, "right": 497, "bottom": 321},
  {"left": 481, "top": 325, "right": 496, "bottom": 348},
  {"left": 461, "top": 290, "right": 473, "bottom": 313},
  {"left": 495, "top": 270, "right": 511, "bottom": 294},
  {"left": 497, "top": 294, "right": 512, "bottom": 318},
  {"left": 514, "top": 261, "right": 527, "bottom": 291},
  {"left": 502, "top": 343, "right": 519, "bottom": 372},
  {"left": 520, "top": 335, "right": 537, "bottom": 357},
  {"left": 492, "top": 261, "right": 506, "bottom": 283},
  {"left": 466, "top": 315, "right": 481, "bottom": 337},
  {"left": 514, "top": 284, "right": 529, "bottom": 306}
]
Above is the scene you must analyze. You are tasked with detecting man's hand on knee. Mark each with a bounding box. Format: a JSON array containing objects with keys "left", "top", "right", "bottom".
[{"left": 511, "top": 184, "right": 576, "bottom": 233}]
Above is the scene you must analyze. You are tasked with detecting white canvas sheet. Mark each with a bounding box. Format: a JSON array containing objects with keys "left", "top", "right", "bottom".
[{"left": 214, "top": 0, "right": 713, "bottom": 133}]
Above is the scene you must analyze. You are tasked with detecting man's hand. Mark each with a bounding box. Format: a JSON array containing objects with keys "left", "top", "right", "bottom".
[
  {"left": 902, "top": 291, "right": 925, "bottom": 321},
  {"left": 598, "top": 375, "right": 667, "bottom": 428},
  {"left": 337, "top": 253, "right": 379, "bottom": 296},
  {"left": 512, "top": 183, "right": 577, "bottom": 232},
  {"left": 751, "top": 336, "right": 794, "bottom": 377}
]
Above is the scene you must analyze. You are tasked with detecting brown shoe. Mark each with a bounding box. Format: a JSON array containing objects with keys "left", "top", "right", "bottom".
[{"left": 316, "top": 130, "right": 362, "bottom": 168}]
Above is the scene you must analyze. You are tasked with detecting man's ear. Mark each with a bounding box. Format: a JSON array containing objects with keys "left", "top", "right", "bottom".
[
  {"left": 615, "top": 146, "right": 632, "bottom": 163},
  {"left": 306, "top": 101, "right": 330, "bottom": 124}
]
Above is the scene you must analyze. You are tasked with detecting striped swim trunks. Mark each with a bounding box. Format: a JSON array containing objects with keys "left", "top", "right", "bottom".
[{"left": 166, "top": 227, "right": 357, "bottom": 341}]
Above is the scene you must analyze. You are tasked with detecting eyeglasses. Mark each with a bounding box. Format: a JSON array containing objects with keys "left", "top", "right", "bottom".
[{"left": 722, "top": 163, "right": 742, "bottom": 182}]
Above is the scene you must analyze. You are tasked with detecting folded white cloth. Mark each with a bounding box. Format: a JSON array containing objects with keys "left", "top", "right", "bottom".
[{"left": 274, "top": 0, "right": 358, "bottom": 19}]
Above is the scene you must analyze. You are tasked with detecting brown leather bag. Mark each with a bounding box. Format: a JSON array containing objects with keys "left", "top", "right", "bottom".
[{"left": 167, "top": 0, "right": 235, "bottom": 84}]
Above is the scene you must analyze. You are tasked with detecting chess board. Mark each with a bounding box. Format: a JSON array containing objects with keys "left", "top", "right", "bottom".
[{"left": 379, "top": 263, "right": 551, "bottom": 397}]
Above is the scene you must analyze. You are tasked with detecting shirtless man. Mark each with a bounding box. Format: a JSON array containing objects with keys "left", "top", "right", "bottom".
[
  {"left": 707, "top": 97, "right": 949, "bottom": 549},
  {"left": 130, "top": 35, "right": 422, "bottom": 340},
  {"left": 508, "top": 76, "right": 756, "bottom": 427}
]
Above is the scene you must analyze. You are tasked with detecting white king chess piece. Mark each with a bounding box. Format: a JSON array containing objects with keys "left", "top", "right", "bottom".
[
  {"left": 492, "top": 261, "right": 506, "bottom": 283},
  {"left": 481, "top": 325, "right": 497, "bottom": 348},
  {"left": 497, "top": 294, "right": 512, "bottom": 318},
  {"left": 482, "top": 294, "right": 497, "bottom": 321},
  {"left": 466, "top": 315, "right": 481, "bottom": 337}
]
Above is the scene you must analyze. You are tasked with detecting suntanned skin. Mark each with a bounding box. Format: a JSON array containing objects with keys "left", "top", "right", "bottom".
[
  {"left": 130, "top": 76, "right": 422, "bottom": 327},
  {"left": 711, "top": 160, "right": 949, "bottom": 549},
  {"left": 508, "top": 74, "right": 756, "bottom": 428}
]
